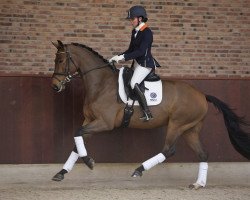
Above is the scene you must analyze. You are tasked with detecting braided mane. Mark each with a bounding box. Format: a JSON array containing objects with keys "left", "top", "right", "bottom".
[{"left": 71, "top": 43, "right": 109, "bottom": 64}]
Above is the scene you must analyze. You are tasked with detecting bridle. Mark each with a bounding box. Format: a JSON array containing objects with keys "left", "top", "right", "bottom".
[
  {"left": 52, "top": 45, "right": 115, "bottom": 91},
  {"left": 52, "top": 47, "right": 81, "bottom": 87}
]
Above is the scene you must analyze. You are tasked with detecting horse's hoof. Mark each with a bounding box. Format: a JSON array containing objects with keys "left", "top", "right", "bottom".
[
  {"left": 83, "top": 157, "right": 95, "bottom": 170},
  {"left": 189, "top": 183, "right": 204, "bottom": 190},
  {"left": 131, "top": 170, "right": 142, "bottom": 178},
  {"left": 52, "top": 173, "right": 64, "bottom": 181}
]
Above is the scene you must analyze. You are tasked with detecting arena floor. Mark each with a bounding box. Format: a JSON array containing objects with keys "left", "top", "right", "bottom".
[{"left": 0, "top": 162, "right": 249, "bottom": 200}]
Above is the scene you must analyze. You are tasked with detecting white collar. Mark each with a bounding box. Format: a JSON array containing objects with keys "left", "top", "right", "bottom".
[{"left": 135, "top": 22, "right": 145, "bottom": 32}]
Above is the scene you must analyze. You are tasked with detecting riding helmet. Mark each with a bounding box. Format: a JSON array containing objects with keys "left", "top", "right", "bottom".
[{"left": 126, "top": 5, "right": 147, "bottom": 19}]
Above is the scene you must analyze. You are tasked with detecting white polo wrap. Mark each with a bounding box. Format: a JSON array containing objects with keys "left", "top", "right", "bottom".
[
  {"left": 195, "top": 162, "right": 208, "bottom": 187},
  {"left": 63, "top": 151, "right": 79, "bottom": 172},
  {"left": 74, "top": 136, "right": 87, "bottom": 157},
  {"left": 142, "top": 153, "right": 166, "bottom": 170}
]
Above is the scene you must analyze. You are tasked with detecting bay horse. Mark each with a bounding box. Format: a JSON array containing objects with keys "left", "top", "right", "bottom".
[{"left": 51, "top": 40, "right": 250, "bottom": 189}]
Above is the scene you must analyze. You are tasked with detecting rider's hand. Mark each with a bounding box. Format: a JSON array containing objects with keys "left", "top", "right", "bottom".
[{"left": 109, "top": 54, "right": 124, "bottom": 63}]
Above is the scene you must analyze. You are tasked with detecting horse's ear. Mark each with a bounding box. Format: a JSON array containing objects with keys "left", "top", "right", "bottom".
[
  {"left": 51, "top": 41, "right": 59, "bottom": 49},
  {"left": 57, "top": 40, "right": 64, "bottom": 49},
  {"left": 51, "top": 40, "right": 64, "bottom": 49}
]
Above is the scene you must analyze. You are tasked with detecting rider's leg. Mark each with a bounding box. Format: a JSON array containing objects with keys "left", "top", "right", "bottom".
[
  {"left": 130, "top": 62, "right": 152, "bottom": 89},
  {"left": 130, "top": 63, "right": 152, "bottom": 121},
  {"left": 133, "top": 83, "right": 153, "bottom": 121}
]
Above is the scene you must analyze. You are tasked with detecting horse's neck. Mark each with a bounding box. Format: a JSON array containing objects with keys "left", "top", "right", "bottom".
[
  {"left": 81, "top": 61, "right": 116, "bottom": 101},
  {"left": 71, "top": 45, "right": 116, "bottom": 101},
  {"left": 84, "top": 67, "right": 113, "bottom": 87}
]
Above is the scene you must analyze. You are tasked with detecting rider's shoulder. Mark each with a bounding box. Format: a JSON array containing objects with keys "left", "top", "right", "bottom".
[{"left": 142, "top": 27, "right": 152, "bottom": 33}]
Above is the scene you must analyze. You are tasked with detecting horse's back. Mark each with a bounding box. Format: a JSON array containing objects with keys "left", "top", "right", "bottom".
[{"left": 161, "top": 79, "right": 208, "bottom": 123}]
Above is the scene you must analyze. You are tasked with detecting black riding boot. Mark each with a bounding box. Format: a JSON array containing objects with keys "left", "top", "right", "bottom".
[{"left": 134, "top": 83, "right": 153, "bottom": 121}]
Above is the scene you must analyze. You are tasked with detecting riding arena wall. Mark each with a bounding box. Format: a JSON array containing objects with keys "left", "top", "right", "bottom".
[{"left": 0, "top": 0, "right": 249, "bottom": 164}]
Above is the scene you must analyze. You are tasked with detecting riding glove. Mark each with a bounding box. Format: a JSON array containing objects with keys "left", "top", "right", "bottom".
[{"left": 109, "top": 54, "right": 125, "bottom": 63}]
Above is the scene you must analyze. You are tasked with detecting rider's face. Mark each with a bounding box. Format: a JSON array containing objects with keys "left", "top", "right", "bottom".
[{"left": 130, "top": 17, "right": 140, "bottom": 28}]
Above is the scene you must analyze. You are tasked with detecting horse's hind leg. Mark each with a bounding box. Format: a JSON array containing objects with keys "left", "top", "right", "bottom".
[
  {"left": 131, "top": 122, "right": 181, "bottom": 177},
  {"left": 182, "top": 121, "right": 208, "bottom": 189}
]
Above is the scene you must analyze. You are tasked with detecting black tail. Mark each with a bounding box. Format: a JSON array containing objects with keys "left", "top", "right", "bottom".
[{"left": 206, "top": 95, "right": 250, "bottom": 160}]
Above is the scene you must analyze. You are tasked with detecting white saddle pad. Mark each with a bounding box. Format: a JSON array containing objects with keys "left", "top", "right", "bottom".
[{"left": 118, "top": 67, "right": 162, "bottom": 106}]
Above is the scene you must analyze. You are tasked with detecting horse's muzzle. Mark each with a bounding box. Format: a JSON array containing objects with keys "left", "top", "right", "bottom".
[
  {"left": 51, "top": 83, "right": 59, "bottom": 91},
  {"left": 51, "top": 82, "right": 64, "bottom": 93}
]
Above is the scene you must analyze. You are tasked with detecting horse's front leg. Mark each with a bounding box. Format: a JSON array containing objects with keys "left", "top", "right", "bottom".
[{"left": 52, "top": 119, "right": 111, "bottom": 181}]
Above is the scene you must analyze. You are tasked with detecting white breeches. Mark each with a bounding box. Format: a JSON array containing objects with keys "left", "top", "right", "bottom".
[{"left": 130, "top": 60, "right": 152, "bottom": 89}]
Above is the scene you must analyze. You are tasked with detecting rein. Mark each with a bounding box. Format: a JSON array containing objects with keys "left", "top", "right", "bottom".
[{"left": 82, "top": 63, "right": 112, "bottom": 76}]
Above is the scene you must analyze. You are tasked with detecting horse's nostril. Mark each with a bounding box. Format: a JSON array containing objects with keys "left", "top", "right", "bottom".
[{"left": 51, "top": 84, "right": 59, "bottom": 91}]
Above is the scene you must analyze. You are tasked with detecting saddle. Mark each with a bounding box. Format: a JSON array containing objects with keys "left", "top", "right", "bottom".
[
  {"left": 122, "top": 67, "right": 161, "bottom": 102},
  {"left": 118, "top": 67, "right": 162, "bottom": 127}
]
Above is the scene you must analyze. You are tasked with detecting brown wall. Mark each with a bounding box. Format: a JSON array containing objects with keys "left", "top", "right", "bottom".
[
  {"left": 1, "top": 0, "right": 250, "bottom": 78},
  {"left": 0, "top": 76, "right": 249, "bottom": 164}
]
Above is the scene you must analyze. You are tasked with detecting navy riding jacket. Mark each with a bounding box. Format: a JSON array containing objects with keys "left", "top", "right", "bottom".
[{"left": 122, "top": 26, "right": 160, "bottom": 68}]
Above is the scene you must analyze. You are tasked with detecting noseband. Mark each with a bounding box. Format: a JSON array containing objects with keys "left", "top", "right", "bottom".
[{"left": 53, "top": 45, "right": 115, "bottom": 90}]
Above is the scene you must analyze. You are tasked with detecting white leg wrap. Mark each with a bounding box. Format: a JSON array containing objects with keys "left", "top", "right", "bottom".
[
  {"left": 63, "top": 151, "right": 79, "bottom": 172},
  {"left": 74, "top": 136, "right": 87, "bottom": 157},
  {"left": 142, "top": 153, "right": 166, "bottom": 170},
  {"left": 195, "top": 162, "right": 208, "bottom": 187}
]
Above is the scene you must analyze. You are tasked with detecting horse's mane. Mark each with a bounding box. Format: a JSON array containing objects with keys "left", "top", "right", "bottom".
[{"left": 71, "top": 43, "right": 109, "bottom": 64}]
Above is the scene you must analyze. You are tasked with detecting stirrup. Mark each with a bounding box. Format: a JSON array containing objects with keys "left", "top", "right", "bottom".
[{"left": 140, "top": 111, "right": 153, "bottom": 122}]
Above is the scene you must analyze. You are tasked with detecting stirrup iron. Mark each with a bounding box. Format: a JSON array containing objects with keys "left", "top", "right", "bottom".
[{"left": 140, "top": 111, "right": 153, "bottom": 121}]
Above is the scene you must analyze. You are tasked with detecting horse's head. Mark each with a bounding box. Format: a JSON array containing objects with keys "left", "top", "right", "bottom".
[
  {"left": 51, "top": 40, "right": 117, "bottom": 92},
  {"left": 51, "top": 40, "right": 80, "bottom": 92}
]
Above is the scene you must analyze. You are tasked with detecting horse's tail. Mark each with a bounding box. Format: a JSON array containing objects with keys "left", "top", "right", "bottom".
[{"left": 206, "top": 94, "right": 250, "bottom": 160}]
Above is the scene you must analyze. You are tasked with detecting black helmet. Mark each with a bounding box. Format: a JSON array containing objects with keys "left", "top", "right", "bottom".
[{"left": 126, "top": 5, "right": 147, "bottom": 19}]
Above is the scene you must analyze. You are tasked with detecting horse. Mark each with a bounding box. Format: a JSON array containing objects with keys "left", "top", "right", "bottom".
[{"left": 51, "top": 40, "right": 250, "bottom": 189}]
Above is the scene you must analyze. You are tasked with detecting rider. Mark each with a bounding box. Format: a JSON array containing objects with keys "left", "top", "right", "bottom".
[{"left": 109, "top": 5, "right": 160, "bottom": 121}]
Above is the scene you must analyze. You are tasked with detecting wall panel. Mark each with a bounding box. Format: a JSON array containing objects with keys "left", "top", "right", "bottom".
[{"left": 0, "top": 76, "right": 249, "bottom": 163}]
